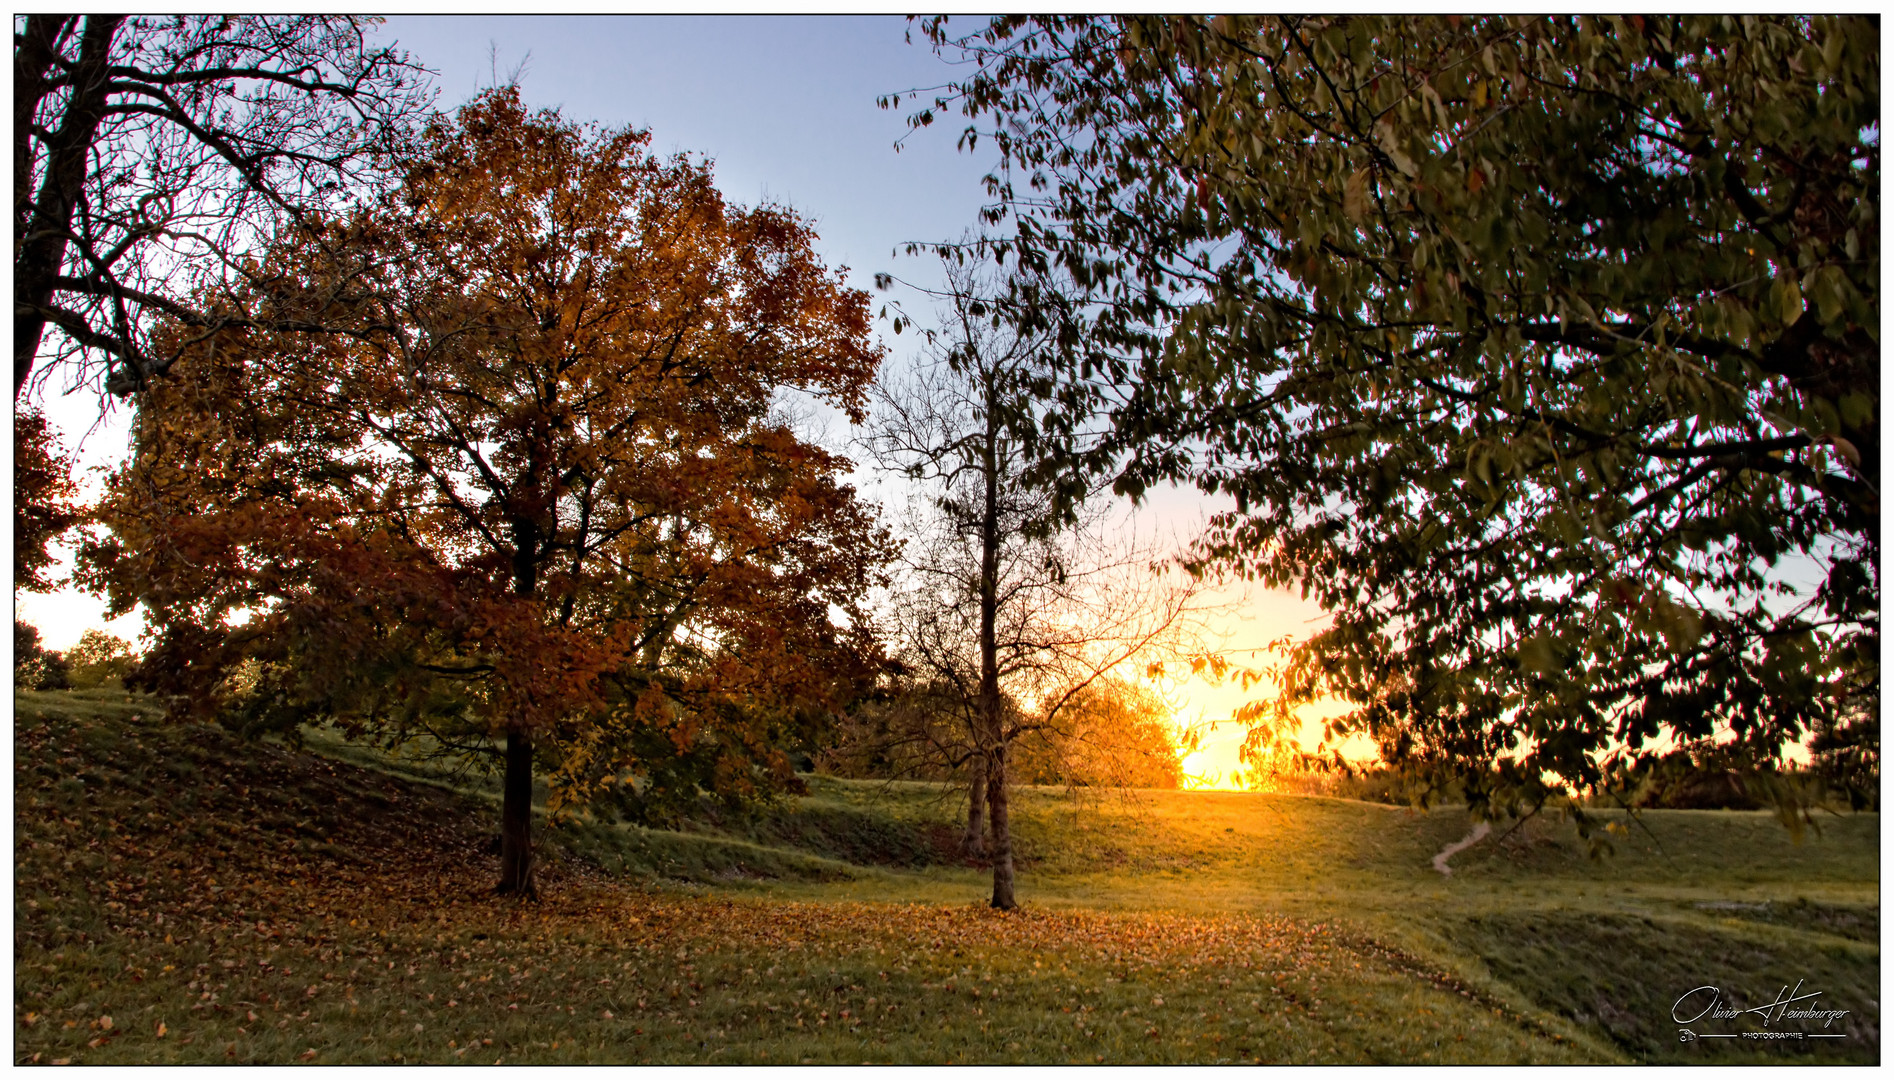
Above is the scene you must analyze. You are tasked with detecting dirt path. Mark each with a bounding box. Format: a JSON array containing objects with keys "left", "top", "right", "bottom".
[{"left": 1431, "top": 821, "right": 1491, "bottom": 877}]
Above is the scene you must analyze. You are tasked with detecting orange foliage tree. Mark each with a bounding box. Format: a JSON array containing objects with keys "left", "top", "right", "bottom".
[
  {"left": 1010, "top": 678, "right": 1186, "bottom": 791},
  {"left": 83, "top": 91, "right": 894, "bottom": 897},
  {"left": 15, "top": 407, "right": 81, "bottom": 593}
]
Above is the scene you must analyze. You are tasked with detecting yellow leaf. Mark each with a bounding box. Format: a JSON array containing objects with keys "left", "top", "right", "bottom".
[
  {"left": 1374, "top": 120, "right": 1417, "bottom": 176},
  {"left": 1343, "top": 169, "right": 1368, "bottom": 223}
]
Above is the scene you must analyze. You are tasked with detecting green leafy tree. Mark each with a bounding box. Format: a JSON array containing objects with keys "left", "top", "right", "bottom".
[{"left": 907, "top": 15, "right": 1878, "bottom": 818}]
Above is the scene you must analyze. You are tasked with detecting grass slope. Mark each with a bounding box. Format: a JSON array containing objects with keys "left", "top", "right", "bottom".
[{"left": 14, "top": 689, "right": 1879, "bottom": 1064}]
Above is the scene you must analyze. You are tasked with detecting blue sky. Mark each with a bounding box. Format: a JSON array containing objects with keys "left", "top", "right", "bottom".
[{"left": 377, "top": 15, "right": 995, "bottom": 305}]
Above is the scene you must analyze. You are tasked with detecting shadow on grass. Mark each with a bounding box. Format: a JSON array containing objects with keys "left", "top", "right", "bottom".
[{"left": 1452, "top": 910, "right": 1878, "bottom": 1064}]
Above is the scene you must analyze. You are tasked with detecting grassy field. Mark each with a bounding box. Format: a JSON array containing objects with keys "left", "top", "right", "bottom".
[{"left": 14, "top": 688, "right": 1879, "bottom": 1064}]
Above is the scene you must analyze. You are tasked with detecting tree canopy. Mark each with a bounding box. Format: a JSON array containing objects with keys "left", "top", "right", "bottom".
[
  {"left": 83, "top": 90, "right": 894, "bottom": 893},
  {"left": 909, "top": 15, "right": 1878, "bottom": 814}
]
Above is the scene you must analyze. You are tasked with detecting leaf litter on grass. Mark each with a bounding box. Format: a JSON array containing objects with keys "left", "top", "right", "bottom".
[{"left": 15, "top": 692, "right": 1593, "bottom": 1064}]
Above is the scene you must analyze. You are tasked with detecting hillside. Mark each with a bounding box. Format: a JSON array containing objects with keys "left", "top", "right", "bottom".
[{"left": 14, "top": 689, "right": 1878, "bottom": 1064}]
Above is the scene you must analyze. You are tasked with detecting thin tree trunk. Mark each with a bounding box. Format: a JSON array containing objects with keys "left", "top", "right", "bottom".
[
  {"left": 986, "top": 743, "right": 1016, "bottom": 910},
  {"left": 496, "top": 728, "right": 536, "bottom": 898},
  {"left": 977, "top": 373, "right": 1014, "bottom": 908},
  {"left": 963, "top": 750, "right": 987, "bottom": 858}
]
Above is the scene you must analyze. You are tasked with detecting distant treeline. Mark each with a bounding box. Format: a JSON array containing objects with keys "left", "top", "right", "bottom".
[
  {"left": 1259, "top": 738, "right": 1879, "bottom": 814},
  {"left": 824, "top": 677, "right": 1186, "bottom": 791}
]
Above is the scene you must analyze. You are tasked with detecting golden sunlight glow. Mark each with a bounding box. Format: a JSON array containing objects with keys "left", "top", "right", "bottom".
[
  {"left": 1173, "top": 696, "right": 1360, "bottom": 791},
  {"left": 1146, "top": 582, "right": 1376, "bottom": 792}
]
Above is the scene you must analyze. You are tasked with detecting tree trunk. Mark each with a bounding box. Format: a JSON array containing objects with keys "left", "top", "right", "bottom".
[
  {"left": 497, "top": 515, "right": 541, "bottom": 898},
  {"left": 986, "top": 743, "right": 1016, "bottom": 910},
  {"left": 975, "top": 368, "right": 1015, "bottom": 908},
  {"left": 496, "top": 728, "right": 536, "bottom": 898},
  {"left": 963, "top": 750, "right": 987, "bottom": 857},
  {"left": 15, "top": 15, "right": 123, "bottom": 397}
]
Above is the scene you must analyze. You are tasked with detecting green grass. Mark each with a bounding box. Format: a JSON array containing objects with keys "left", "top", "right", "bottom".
[{"left": 14, "top": 689, "right": 1878, "bottom": 1064}]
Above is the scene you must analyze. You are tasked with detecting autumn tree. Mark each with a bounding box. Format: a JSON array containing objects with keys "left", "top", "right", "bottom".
[
  {"left": 15, "top": 407, "right": 81, "bottom": 592},
  {"left": 830, "top": 669, "right": 1185, "bottom": 797},
  {"left": 65, "top": 628, "right": 136, "bottom": 689},
  {"left": 83, "top": 90, "right": 893, "bottom": 897},
  {"left": 906, "top": 16, "right": 1878, "bottom": 819},
  {"left": 15, "top": 15, "right": 430, "bottom": 397},
  {"left": 866, "top": 259, "right": 1200, "bottom": 908},
  {"left": 1009, "top": 677, "right": 1186, "bottom": 790}
]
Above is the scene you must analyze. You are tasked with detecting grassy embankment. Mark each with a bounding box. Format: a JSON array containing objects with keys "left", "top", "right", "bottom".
[{"left": 15, "top": 688, "right": 1879, "bottom": 1064}]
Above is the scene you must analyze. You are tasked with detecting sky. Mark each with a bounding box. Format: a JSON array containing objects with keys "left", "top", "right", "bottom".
[
  {"left": 18, "top": 16, "right": 1345, "bottom": 788},
  {"left": 378, "top": 16, "right": 993, "bottom": 300}
]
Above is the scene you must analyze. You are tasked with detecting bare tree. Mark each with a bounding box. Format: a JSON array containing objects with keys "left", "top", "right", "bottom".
[
  {"left": 865, "top": 257, "right": 1204, "bottom": 909},
  {"left": 14, "top": 15, "right": 432, "bottom": 398}
]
